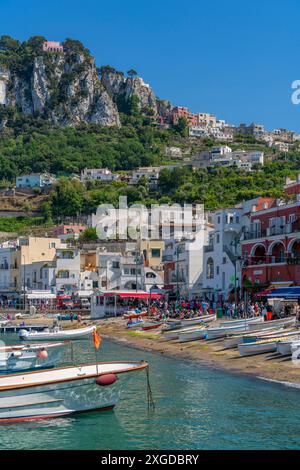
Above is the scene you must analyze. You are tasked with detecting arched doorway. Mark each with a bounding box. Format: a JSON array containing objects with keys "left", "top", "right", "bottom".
[
  {"left": 251, "top": 244, "right": 266, "bottom": 265},
  {"left": 269, "top": 241, "right": 285, "bottom": 263}
]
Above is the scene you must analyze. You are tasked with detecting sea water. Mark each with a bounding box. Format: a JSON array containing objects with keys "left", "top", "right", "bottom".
[{"left": 0, "top": 337, "right": 300, "bottom": 450}]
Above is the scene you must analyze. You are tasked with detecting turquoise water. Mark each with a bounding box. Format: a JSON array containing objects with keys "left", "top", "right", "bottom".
[{"left": 1, "top": 336, "right": 300, "bottom": 449}]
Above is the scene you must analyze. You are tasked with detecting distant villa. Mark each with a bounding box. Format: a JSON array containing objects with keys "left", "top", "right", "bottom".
[{"left": 42, "top": 41, "right": 64, "bottom": 53}]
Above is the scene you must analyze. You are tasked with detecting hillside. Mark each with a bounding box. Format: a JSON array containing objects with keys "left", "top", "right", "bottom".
[{"left": 0, "top": 35, "right": 300, "bottom": 221}]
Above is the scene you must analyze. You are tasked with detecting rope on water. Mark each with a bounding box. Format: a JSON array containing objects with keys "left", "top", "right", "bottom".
[{"left": 146, "top": 366, "right": 155, "bottom": 412}]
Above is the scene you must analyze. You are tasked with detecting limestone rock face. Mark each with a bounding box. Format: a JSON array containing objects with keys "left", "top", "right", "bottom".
[
  {"left": 101, "top": 70, "right": 170, "bottom": 116},
  {"left": 4, "top": 51, "right": 120, "bottom": 127}
]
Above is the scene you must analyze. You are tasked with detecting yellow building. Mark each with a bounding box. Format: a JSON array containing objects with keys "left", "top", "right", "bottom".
[
  {"left": 138, "top": 240, "right": 165, "bottom": 269},
  {"left": 11, "top": 237, "right": 65, "bottom": 291}
]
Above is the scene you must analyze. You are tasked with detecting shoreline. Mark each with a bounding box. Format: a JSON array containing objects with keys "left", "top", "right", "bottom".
[
  {"left": 5, "top": 315, "right": 300, "bottom": 386},
  {"left": 95, "top": 317, "right": 300, "bottom": 386}
]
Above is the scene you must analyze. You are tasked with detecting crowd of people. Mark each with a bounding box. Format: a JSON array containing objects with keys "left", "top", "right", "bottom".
[{"left": 128, "top": 298, "right": 298, "bottom": 321}]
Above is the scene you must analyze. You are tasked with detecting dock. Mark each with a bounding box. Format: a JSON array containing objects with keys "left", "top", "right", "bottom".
[{"left": 0, "top": 325, "right": 48, "bottom": 334}]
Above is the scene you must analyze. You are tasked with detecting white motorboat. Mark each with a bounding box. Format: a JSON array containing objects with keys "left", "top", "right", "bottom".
[
  {"left": 0, "top": 360, "right": 148, "bottom": 423},
  {"left": 277, "top": 338, "right": 300, "bottom": 356},
  {"left": 238, "top": 331, "right": 300, "bottom": 357},
  {"left": 0, "top": 342, "right": 67, "bottom": 372},
  {"left": 206, "top": 323, "right": 252, "bottom": 340},
  {"left": 180, "top": 314, "right": 216, "bottom": 327},
  {"left": 177, "top": 326, "right": 207, "bottom": 343},
  {"left": 223, "top": 326, "right": 285, "bottom": 349},
  {"left": 0, "top": 320, "right": 9, "bottom": 327},
  {"left": 220, "top": 317, "right": 264, "bottom": 327},
  {"left": 247, "top": 317, "right": 295, "bottom": 331},
  {"left": 19, "top": 325, "right": 96, "bottom": 342}
]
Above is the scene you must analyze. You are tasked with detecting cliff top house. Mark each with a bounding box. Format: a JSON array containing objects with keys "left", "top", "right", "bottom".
[{"left": 42, "top": 41, "right": 64, "bottom": 53}]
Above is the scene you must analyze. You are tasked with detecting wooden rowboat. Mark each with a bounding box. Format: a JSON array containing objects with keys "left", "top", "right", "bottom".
[
  {"left": 0, "top": 360, "right": 148, "bottom": 423},
  {"left": 141, "top": 323, "right": 162, "bottom": 331}
]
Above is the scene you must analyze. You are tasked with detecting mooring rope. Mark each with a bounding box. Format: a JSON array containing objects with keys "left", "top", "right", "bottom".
[{"left": 146, "top": 366, "right": 155, "bottom": 412}]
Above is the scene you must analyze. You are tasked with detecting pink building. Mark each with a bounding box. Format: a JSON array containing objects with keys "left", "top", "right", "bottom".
[
  {"left": 52, "top": 225, "right": 86, "bottom": 241},
  {"left": 42, "top": 41, "right": 64, "bottom": 53}
]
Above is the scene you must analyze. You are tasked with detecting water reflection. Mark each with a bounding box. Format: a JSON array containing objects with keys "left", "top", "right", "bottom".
[{"left": 0, "top": 338, "right": 300, "bottom": 449}]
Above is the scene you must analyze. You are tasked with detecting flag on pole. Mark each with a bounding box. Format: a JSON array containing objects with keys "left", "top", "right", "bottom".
[{"left": 92, "top": 329, "right": 101, "bottom": 350}]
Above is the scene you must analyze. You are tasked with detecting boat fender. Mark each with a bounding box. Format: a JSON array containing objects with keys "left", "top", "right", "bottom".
[
  {"left": 96, "top": 373, "right": 118, "bottom": 386},
  {"left": 37, "top": 349, "right": 48, "bottom": 360}
]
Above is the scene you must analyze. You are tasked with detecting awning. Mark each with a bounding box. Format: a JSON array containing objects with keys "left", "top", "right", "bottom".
[
  {"left": 254, "top": 288, "right": 274, "bottom": 297},
  {"left": 267, "top": 287, "right": 300, "bottom": 299},
  {"left": 27, "top": 293, "right": 56, "bottom": 300},
  {"left": 76, "top": 290, "right": 94, "bottom": 298},
  {"left": 103, "top": 291, "right": 164, "bottom": 300}
]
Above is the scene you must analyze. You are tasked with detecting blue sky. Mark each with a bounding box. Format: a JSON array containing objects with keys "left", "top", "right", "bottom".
[{"left": 2, "top": 0, "right": 300, "bottom": 131}]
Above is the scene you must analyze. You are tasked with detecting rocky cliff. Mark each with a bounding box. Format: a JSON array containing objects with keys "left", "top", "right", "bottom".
[
  {"left": 101, "top": 69, "right": 172, "bottom": 118},
  {"left": 0, "top": 36, "right": 172, "bottom": 130},
  {"left": 0, "top": 45, "right": 120, "bottom": 127}
]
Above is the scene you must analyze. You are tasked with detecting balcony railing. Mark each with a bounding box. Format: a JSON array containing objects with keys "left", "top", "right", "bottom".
[
  {"left": 243, "top": 221, "right": 300, "bottom": 240},
  {"left": 204, "top": 244, "right": 214, "bottom": 253},
  {"left": 287, "top": 257, "right": 300, "bottom": 265}
]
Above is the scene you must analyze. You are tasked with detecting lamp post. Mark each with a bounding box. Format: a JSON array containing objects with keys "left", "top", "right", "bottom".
[
  {"left": 176, "top": 245, "right": 180, "bottom": 302},
  {"left": 134, "top": 254, "right": 142, "bottom": 293},
  {"left": 23, "top": 255, "right": 26, "bottom": 312},
  {"left": 230, "top": 236, "right": 240, "bottom": 316}
]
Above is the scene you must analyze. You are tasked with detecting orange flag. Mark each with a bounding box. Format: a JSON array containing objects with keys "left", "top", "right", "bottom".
[{"left": 92, "top": 330, "right": 101, "bottom": 350}]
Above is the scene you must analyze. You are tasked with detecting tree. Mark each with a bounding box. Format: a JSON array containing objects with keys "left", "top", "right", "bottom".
[
  {"left": 50, "top": 177, "right": 85, "bottom": 217},
  {"left": 0, "top": 35, "right": 20, "bottom": 51},
  {"left": 79, "top": 227, "right": 98, "bottom": 243},
  {"left": 127, "top": 69, "right": 137, "bottom": 77},
  {"left": 173, "top": 117, "right": 188, "bottom": 137}
]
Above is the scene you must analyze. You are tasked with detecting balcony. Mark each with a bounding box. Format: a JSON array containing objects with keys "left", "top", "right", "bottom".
[
  {"left": 204, "top": 244, "right": 214, "bottom": 253},
  {"left": 243, "top": 221, "right": 300, "bottom": 241},
  {"left": 287, "top": 257, "right": 300, "bottom": 265}
]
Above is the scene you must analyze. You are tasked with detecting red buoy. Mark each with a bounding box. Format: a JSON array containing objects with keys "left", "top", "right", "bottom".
[{"left": 96, "top": 374, "right": 118, "bottom": 386}]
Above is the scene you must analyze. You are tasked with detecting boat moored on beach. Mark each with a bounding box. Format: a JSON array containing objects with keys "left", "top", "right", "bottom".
[
  {"left": 238, "top": 331, "right": 300, "bottom": 357},
  {"left": 0, "top": 360, "right": 148, "bottom": 423}
]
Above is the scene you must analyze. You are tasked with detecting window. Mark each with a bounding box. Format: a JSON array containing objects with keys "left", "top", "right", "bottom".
[
  {"left": 112, "top": 261, "right": 120, "bottom": 269},
  {"left": 151, "top": 248, "right": 161, "bottom": 258},
  {"left": 216, "top": 266, "right": 220, "bottom": 275},
  {"left": 289, "top": 214, "right": 296, "bottom": 224},
  {"left": 146, "top": 272, "right": 156, "bottom": 279},
  {"left": 216, "top": 234, "right": 220, "bottom": 244},
  {"left": 207, "top": 258, "right": 214, "bottom": 279}
]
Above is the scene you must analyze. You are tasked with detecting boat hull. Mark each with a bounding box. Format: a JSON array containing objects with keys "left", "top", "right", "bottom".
[
  {"left": 178, "top": 329, "right": 207, "bottom": 343},
  {"left": 206, "top": 324, "right": 250, "bottom": 340},
  {"left": 19, "top": 326, "right": 96, "bottom": 342},
  {"left": 0, "top": 361, "right": 147, "bottom": 423},
  {"left": 277, "top": 341, "right": 293, "bottom": 356},
  {"left": 238, "top": 341, "right": 278, "bottom": 357},
  {"left": 181, "top": 314, "right": 216, "bottom": 327}
]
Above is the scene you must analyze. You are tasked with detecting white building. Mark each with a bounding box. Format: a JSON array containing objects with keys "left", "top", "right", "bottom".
[
  {"left": 202, "top": 208, "right": 244, "bottom": 301},
  {"left": 211, "top": 146, "right": 232, "bottom": 160},
  {"left": 130, "top": 167, "right": 160, "bottom": 187},
  {"left": 163, "top": 219, "right": 212, "bottom": 299},
  {"left": 80, "top": 168, "right": 120, "bottom": 183},
  {"left": 55, "top": 248, "right": 81, "bottom": 294},
  {"left": 16, "top": 173, "right": 56, "bottom": 189},
  {"left": 189, "top": 126, "right": 209, "bottom": 138}
]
